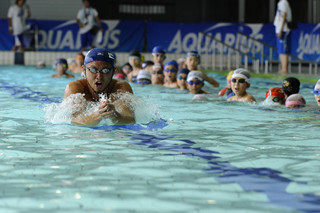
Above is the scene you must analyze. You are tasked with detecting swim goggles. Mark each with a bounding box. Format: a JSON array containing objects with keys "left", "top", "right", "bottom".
[
  {"left": 137, "top": 80, "right": 151, "bottom": 85},
  {"left": 272, "top": 97, "right": 283, "bottom": 103},
  {"left": 186, "top": 51, "right": 200, "bottom": 59},
  {"left": 85, "top": 66, "right": 112, "bottom": 74},
  {"left": 128, "top": 56, "right": 140, "bottom": 60},
  {"left": 152, "top": 53, "right": 165, "bottom": 58},
  {"left": 231, "top": 78, "right": 246, "bottom": 83},
  {"left": 177, "top": 76, "right": 187, "bottom": 80},
  {"left": 152, "top": 70, "right": 163, "bottom": 75},
  {"left": 187, "top": 80, "right": 203, "bottom": 85},
  {"left": 313, "top": 90, "right": 320, "bottom": 95},
  {"left": 164, "top": 68, "right": 177, "bottom": 72},
  {"left": 57, "top": 63, "right": 67, "bottom": 68}
]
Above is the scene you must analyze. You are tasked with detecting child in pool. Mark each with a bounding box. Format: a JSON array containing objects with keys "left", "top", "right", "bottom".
[
  {"left": 218, "top": 70, "right": 234, "bottom": 97},
  {"left": 227, "top": 68, "right": 255, "bottom": 102},
  {"left": 163, "top": 60, "right": 179, "bottom": 88},
  {"left": 151, "top": 63, "right": 164, "bottom": 85},
  {"left": 282, "top": 77, "right": 300, "bottom": 99},
  {"left": 313, "top": 79, "right": 320, "bottom": 107},
  {"left": 52, "top": 58, "right": 74, "bottom": 78},
  {"left": 285, "top": 94, "right": 306, "bottom": 108},
  {"left": 177, "top": 68, "right": 189, "bottom": 91},
  {"left": 136, "top": 70, "right": 151, "bottom": 86},
  {"left": 265, "top": 87, "right": 285, "bottom": 105},
  {"left": 186, "top": 71, "right": 208, "bottom": 94}
]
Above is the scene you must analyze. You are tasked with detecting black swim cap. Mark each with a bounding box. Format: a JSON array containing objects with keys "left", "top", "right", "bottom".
[
  {"left": 282, "top": 77, "right": 300, "bottom": 96},
  {"left": 129, "top": 50, "right": 141, "bottom": 59}
]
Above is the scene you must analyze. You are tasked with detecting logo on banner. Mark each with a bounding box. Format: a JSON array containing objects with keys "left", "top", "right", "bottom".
[
  {"left": 167, "top": 23, "right": 264, "bottom": 54},
  {"left": 296, "top": 24, "right": 320, "bottom": 61},
  {"left": 37, "top": 20, "right": 120, "bottom": 51}
]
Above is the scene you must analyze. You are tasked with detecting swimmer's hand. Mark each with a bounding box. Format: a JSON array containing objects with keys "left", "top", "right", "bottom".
[{"left": 97, "top": 101, "right": 116, "bottom": 119}]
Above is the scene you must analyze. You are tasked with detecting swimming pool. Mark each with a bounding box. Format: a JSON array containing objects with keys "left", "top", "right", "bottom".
[{"left": 0, "top": 65, "right": 320, "bottom": 212}]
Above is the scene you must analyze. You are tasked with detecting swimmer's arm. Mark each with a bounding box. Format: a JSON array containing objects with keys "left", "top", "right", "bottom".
[
  {"left": 127, "top": 72, "right": 132, "bottom": 82},
  {"left": 201, "top": 71, "right": 219, "bottom": 87}
]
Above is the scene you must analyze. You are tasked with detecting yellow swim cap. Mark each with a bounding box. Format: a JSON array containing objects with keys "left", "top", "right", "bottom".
[{"left": 226, "top": 70, "right": 234, "bottom": 81}]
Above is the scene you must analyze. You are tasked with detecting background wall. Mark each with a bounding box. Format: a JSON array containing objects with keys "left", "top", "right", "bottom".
[{"left": 0, "top": 0, "right": 319, "bottom": 23}]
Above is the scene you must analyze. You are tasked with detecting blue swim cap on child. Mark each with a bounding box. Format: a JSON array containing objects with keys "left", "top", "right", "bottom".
[
  {"left": 84, "top": 48, "right": 116, "bottom": 66},
  {"left": 152, "top": 46, "right": 166, "bottom": 54},
  {"left": 164, "top": 60, "right": 178, "bottom": 69},
  {"left": 56, "top": 58, "right": 67, "bottom": 66},
  {"left": 178, "top": 68, "right": 189, "bottom": 75},
  {"left": 186, "top": 51, "right": 200, "bottom": 60}
]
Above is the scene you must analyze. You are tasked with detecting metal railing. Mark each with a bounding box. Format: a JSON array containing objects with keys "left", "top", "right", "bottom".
[
  {"left": 199, "top": 31, "right": 260, "bottom": 73},
  {"left": 236, "top": 32, "right": 318, "bottom": 75}
]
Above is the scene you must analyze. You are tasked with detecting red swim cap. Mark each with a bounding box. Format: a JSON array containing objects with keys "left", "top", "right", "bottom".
[{"left": 265, "top": 87, "right": 285, "bottom": 99}]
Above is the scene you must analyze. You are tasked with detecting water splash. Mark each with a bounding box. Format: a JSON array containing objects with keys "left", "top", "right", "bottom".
[{"left": 44, "top": 92, "right": 161, "bottom": 125}]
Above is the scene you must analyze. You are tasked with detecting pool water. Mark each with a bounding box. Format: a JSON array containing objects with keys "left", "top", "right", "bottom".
[{"left": 0, "top": 65, "right": 320, "bottom": 212}]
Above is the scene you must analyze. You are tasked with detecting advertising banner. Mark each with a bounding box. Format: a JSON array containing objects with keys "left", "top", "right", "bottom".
[{"left": 0, "top": 19, "right": 144, "bottom": 52}]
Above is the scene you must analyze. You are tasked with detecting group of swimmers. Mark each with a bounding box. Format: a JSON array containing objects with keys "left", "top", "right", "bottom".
[{"left": 48, "top": 46, "right": 320, "bottom": 125}]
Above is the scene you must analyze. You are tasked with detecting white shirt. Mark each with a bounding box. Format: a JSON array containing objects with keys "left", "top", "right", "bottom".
[
  {"left": 77, "top": 7, "right": 98, "bottom": 34},
  {"left": 274, "top": 0, "right": 292, "bottom": 33},
  {"left": 7, "top": 4, "right": 28, "bottom": 35}
]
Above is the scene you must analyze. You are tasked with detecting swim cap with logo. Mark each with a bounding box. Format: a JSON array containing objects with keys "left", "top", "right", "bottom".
[
  {"left": 84, "top": 48, "right": 116, "bottom": 66},
  {"left": 282, "top": 77, "right": 300, "bottom": 96}
]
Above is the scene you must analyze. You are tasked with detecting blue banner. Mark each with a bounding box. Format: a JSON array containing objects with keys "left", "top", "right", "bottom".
[{"left": 0, "top": 19, "right": 144, "bottom": 52}]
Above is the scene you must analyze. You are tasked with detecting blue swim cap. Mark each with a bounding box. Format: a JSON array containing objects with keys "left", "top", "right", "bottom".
[
  {"left": 186, "top": 51, "right": 200, "bottom": 60},
  {"left": 84, "top": 48, "right": 116, "bottom": 66},
  {"left": 56, "top": 58, "right": 67, "bottom": 66},
  {"left": 152, "top": 46, "right": 166, "bottom": 54},
  {"left": 164, "top": 60, "right": 178, "bottom": 69},
  {"left": 178, "top": 68, "right": 189, "bottom": 75}
]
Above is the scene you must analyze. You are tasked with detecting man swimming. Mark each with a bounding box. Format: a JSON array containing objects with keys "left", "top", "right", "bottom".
[{"left": 64, "top": 48, "right": 135, "bottom": 126}]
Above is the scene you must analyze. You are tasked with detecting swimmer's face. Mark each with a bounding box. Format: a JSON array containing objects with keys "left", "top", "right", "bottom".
[
  {"left": 163, "top": 65, "right": 177, "bottom": 81},
  {"left": 76, "top": 55, "right": 84, "bottom": 65},
  {"left": 314, "top": 90, "right": 320, "bottom": 106},
  {"left": 185, "top": 56, "right": 199, "bottom": 70},
  {"left": 268, "top": 95, "right": 285, "bottom": 105},
  {"left": 151, "top": 67, "right": 164, "bottom": 85},
  {"left": 122, "top": 65, "right": 132, "bottom": 75},
  {"left": 84, "top": 61, "right": 114, "bottom": 94},
  {"left": 177, "top": 73, "right": 188, "bottom": 90},
  {"left": 187, "top": 78, "right": 203, "bottom": 94},
  {"left": 56, "top": 63, "right": 67, "bottom": 74},
  {"left": 128, "top": 56, "right": 141, "bottom": 68},
  {"left": 231, "top": 77, "right": 248, "bottom": 96},
  {"left": 152, "top": 53, "right": 165, "bottom": 64}
]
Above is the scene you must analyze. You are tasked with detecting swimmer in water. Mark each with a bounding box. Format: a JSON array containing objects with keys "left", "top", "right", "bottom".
[
  {"left": 285, "top": 94, "right": 306, "bottom": 109},
  {"left": 72, "top": 52, "right": 85, "bottom": 73},
  {"left": 185, "top": 51, "right": 219, "bottom": 87},
  {"left": 265, "top": 87, "right": 285, "bottom": 105},
  {"left": 51, "top": 58, "right": 74, "bottom": 78},
  {"left": 127, "top": 50, "right": 142, "bottom": 83},
  {"left": 176, "top": 68, "right": 189, "bottom": 91},
  {"left": 151, "top": 46, "right": 166, "bottom": 67},
  {"left": 227, "top": 68, "right": 256, "bottom": 103},
  {"left": 186, "top": 71, "right": 208, "bottom": 94},
  {"left": 64, "top": 48, "right": 135, "bottom": 126},
  {"left": 281, "top": 77, "right": 300, "bottom": 99},
  {"left": 137, "top": 70, "right": 152, "bottom": 86},
  {"left": 151, "top": 63, "right": 164, "bottom": 85},
  {"left": 218, "top": 70, "right": 234, "bottom": 98},
  {"left": 313, "top": 79, "right": 320, "bottom": 107},
  {"left": 163, "top": 60, "right": 179, "bottom": 88}
]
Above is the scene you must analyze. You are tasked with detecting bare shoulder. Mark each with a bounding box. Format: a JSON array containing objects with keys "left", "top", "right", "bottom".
[
  {"left": 112, "top": 79, "right": 133, "bottom": 94},
  {"left": 64, "top": 79, "right": 87, "bottom": 98},
  {"left": 247, "top": 93, "right": 256, "bottom": 102}
]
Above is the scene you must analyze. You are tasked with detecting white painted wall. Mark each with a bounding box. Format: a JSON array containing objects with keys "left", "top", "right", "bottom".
[{"left": 0, "top": 0, "right": 82, "bottom": 20}]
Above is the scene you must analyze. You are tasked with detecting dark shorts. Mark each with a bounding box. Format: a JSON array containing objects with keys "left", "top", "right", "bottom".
[
  {"left": 81, "top": 31, "right": 95, "bottom": 48},
  {"left": 276, "top": 31, "right": 291, "bottom": 54}
]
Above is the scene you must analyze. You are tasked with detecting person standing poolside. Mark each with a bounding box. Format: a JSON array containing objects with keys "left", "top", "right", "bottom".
[
  {"left": 185, "top": 51, "right": 219, "bottom": 87},
  {"left": 151, "top": 46, "right": 166, "bottom": 67},
  {"left": 177, "top": 68, "right": 189, "bottom": 91},
  {"left": 151, "top": 63, "right": 164, "bottom": 85},
  {"left": 163, "top": 60, "right": 179, "bottom": 88},
  {"left": 64, "top": 48, "right": 135, "bottom": 126},
  {"left": 313, "top": 79, "right": 320, "bottom": 107},
  {"left": 127, "top": 50, "right": 143, "bottom": 83},
  {"left": 7, "top": 0, "right": 31, "bottom": 52},
  {"left": 274, "top": 0, "right": 292, "bottom": 75},
  {"left": 77, "top": 0, "right": 103, "bottom": 51},
  {"left": 227, "top": 68, "right": 255, "bottom": 103},
  {"left": 281, "top": 77, "right": 300, "bottom": 99},
  {"left": 186, "top": 71, "right": 208, "bottom": 94},
  {"left": 52, "top": 58, "right": 74, "bottom": 78}
]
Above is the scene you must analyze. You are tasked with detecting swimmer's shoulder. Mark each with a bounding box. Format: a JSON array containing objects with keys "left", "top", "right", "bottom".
[
  {"left": 246, "top": 93, "right": 256, "bottom": 102},
  {"left": 64, "top": 79, "right": 87, "bottom": 98}
]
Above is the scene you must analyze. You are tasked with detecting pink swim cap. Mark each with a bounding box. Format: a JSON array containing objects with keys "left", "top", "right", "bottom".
[{"left": 285, "top": 94, "right": 306, "bottom": 108}]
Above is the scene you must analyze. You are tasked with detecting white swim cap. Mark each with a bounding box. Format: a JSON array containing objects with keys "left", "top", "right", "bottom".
[
  {"left": 314, "top": 79, "right": 320, "bottom": 90},
  {"left": 231, "top": 68, "right": 250, "bottom": 83},
  {"left": 187, "top": 71, "right": 203, "bottom": 82},
  {"left": 137, "top": 70, "right": 151, "bottom": 81}
]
